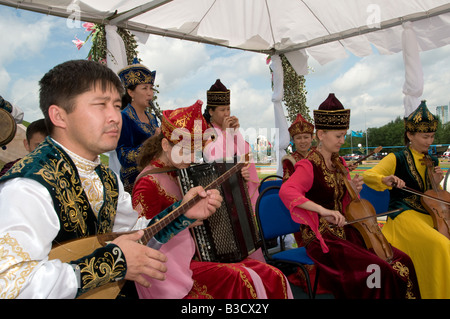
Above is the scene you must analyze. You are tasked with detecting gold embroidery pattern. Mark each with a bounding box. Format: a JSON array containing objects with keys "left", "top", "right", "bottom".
[
  {"left": 78, "top": 245, "right": 126, "bottom": 293},
  {"left": 0, "top": 233, "right": 38, "bottom": 299},
  {"left": 124, "top": 106, "right": 158, "bottom": 135},
  {"left": 35, "top": 157, "right": 90, "bottom": 236},
  {"left": 97, "top": 167, "right": 118, "bottom": 234},
  {"left": 217, "top": 263, "right": 257, "bottom": 299},
  {"left": 250, "top": 259, "right": 289, "bottom": 299},
  {"left": 392, "top": 261, "right": 417, "bottom": 299},
  {"left": 304, "top": 151, "right": 346, "bottom": 241},
  {"left": 187, "top": 280, "right": 213, "bottom": 299},
  {"left": 5, "top": 139, "right": 118, "bottom": 238},
  {"left": 206, "top": 90, "right": 230, "bottom": 106},
  {"left": 133, "top": 192, "right": 149, "bottom": 217},
  {"left": 404, "top": 149, "right": 425, "bottom": 191}
]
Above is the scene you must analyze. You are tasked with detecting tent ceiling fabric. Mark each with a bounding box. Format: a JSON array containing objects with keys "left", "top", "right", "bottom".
[{"left": 2, "top": 0, "right": 450, "bottom": 64}]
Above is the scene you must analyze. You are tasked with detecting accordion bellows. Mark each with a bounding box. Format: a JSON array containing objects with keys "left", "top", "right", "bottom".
[{"left": 177, "top": 162, "right": 260, "bottom": 262}]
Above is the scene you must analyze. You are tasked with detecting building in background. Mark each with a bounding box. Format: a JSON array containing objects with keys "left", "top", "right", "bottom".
[{"left": 436, "top": 104, "right": 449, "bottom": 124}]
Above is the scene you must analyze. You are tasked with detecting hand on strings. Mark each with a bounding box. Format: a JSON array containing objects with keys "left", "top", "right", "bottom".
[
  {"left": 382, "top": 175, "right": 405, "bottom": 188},
  {"left": 318, "top": 206, "right": 346, "bottom": 227},
  {"left": 182, "top": 186, "right": 223, "bottom": 221},
  {"left": 432, "top": 166, "right": 444, "bottom": 185},
  {"left": 113, "top": 230, "right": 168, "bottom": 287},
  {"left": 350, "top": 173, "right": 364, "bottom": 193},
  {"left": 347, "top": 163, "right": 358, "bottom": 171}
]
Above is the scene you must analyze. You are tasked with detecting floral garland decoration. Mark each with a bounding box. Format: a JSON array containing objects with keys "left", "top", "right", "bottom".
[
  {"left": 73, "top": 22, "right": 139, "bottom": 65},
  {"left": 73, "top": 23, "right": 162, "bottom": 115},
  {"left": 267, "top": 54, "right": 313, "bottom": 152},
  {"left": 266, "top": 54, "right": 312, "bottom": 124}
]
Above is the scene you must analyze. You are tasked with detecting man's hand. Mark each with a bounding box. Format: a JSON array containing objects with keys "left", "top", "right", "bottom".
[
  {"left": 182, "top": 186, "right": 223, "bottom": 221},
  {"left": 112, "top": 230, "right": 168, "bottom": 287}
]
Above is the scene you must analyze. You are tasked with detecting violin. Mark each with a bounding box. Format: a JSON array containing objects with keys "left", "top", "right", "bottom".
[
  {"left": 420, "top": 156, "right": 450, "bottom": 239},
  {"left": 334, "top": 158, "right": 394, "bottom": 263}
]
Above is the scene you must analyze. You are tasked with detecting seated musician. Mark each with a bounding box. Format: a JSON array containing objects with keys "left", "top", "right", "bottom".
[
  {"left": 363, "top": 101, "right": 450, "bottom": 299},
  {"left": 279, "top": 93, "right": 421, "bottom": 298},
  {"left": 202, "top": 79, "right": 260, "bottom": 210},
  {"left": 0, "top": 60, "right": 222, "bottom": 299},
  {"left": 0, "top": 119, "right": 49, "bottom": 178},
  {"left": 282, "top": 113, "right": 314, "bottom": 182},
  {"left": 281, "top": 113, "right": 331, "bottom": 295},
  {"left": 132, "top": 100, "right": 292, "bottom": 299},
  {"left": 116, "top": 59, "right": 160, "bottom": 194}
]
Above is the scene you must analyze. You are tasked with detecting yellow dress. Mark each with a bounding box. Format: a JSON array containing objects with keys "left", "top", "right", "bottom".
[{"left": 363, "top": 148, "right": 450, "bottom": 299}]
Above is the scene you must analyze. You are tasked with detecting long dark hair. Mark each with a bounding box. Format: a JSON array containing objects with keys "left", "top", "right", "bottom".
[
  {"left": 202, "top": 105, "right": 216, "bottom": 125},
  {"left": 121, "top": 84, "right": 137, "bottom": 110},
  {"left": 137, "top": 133, "right": 165, "bottom": 170}
]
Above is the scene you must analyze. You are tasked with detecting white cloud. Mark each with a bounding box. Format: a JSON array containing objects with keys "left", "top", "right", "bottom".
[
  {"left": 306, "top": 45, "right": 450, "bottom": 132},
  {"left": 0, "top": 12, "right": 52, "bottom": 65},
  {"left": 136, "top": 35, "right": 275, "bottom": 139},
  {"left": 10, "top": 77, "right": 42, "bottom": 121},
  {"left": 0, "top": 67, "right": 11, "bottom": 93}
]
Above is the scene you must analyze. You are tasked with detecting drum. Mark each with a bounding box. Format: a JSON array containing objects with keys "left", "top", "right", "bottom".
[{"left": 0, "top": 108, "right": 17, "bottom": 148}]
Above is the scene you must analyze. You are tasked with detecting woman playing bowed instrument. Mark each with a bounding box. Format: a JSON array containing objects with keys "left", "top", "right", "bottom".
[
  {"left": 279, "top": 94, "right": 420, "bottom": 299},
  {"left": 363, "top": 101, "right": 450, "bottom": 299}
]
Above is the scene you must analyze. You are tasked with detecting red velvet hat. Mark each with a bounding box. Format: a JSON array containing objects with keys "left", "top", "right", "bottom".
[
  {"left": 313, "top": 93, "right": 350, "bottom": 130},
  {"left": 288, "top": 113, "right": 314, "bottom": 137},
  {"left": 206, "top": 79, "right": 230, "bottom": 107},
  {"left": 161, "top": 100, "right": 209, "bottom": 151}
]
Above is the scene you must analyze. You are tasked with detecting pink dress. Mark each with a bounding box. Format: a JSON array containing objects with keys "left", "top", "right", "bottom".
[{"left": 132, "top": 160, "right": 292, "bottom": 299}]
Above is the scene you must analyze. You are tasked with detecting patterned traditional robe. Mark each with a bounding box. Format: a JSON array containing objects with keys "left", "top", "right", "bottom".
[
  {"left": 364, "top": 147, "right": 450, "bottom": 298},
  {"left": 116, "top": 104, "right": 159, "bottom": 193},
  {"left": 132, "top": 159, "right": 292, "bottom": 299},
  {"left": 279, "top": 149, "right": 421, "bottom": 299},
  {"left": 0, "top": 137, "right": 195, "bottom": 298},
  {"left": 282, "top": 150, "right": 307, "bottom": 182}
]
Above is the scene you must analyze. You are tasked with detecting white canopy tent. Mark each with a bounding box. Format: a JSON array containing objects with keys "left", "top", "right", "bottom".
[{"left": 2, "top": 0, "right": 450, "bottom": 174}]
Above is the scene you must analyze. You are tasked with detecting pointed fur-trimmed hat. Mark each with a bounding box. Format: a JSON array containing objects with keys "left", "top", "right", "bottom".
[
  {"left": 160, "top": 100, "right": 210, "bottom": 151},
  {"left": 206, "top": 79, "right": 230, "bottom": 107},
  {"left": 118, "top": 58, "right": 156, "bottom": 88},
  {"left": 313, "top": 93, "right": 350, "bottom": 130},
  {"left": 404, "top": 100, "right": 438, "bottom": 133},
  {"left": 288, "top": 113, "right": 314, "bottom": 137}
]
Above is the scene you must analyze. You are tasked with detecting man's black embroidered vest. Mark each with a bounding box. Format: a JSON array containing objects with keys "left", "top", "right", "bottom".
[{"left": 1, "top": 137, "right": 119, "bottom": 243}]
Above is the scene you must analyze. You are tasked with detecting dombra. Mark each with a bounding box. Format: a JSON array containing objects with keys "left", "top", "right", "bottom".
[{"left": 0, "top": 108, "right": 17, "bottom": 149}]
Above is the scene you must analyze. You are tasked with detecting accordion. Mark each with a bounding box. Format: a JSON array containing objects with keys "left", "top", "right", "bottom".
[{"left": 177, "top": 161, "right": 261, "bottom": 263}]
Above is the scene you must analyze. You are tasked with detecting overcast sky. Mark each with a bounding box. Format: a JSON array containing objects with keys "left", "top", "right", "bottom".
[{"left": 1, "top": 5, "right": 450, "bottom": 145}]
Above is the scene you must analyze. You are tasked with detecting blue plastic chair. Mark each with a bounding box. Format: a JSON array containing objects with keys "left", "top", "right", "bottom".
[
  {"left": 255, "top": 185, "right": 319, "bottom": 299},
  {"left": 359, "top": 184, "right": 390, "bottom": 215},
  {"left": 258, "top": 174, "right": 283, "bottom": 196}
]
